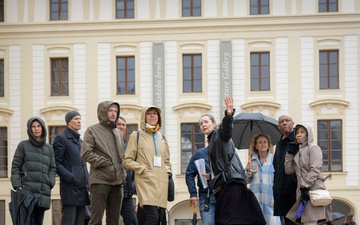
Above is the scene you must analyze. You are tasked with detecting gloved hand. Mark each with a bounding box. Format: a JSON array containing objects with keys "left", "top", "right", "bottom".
[
  {"left": 300, "top": 187, "right": 310, "bottom": 203},
  {"left": 288, "top": 142, "right": 299, "bottom": 155}
]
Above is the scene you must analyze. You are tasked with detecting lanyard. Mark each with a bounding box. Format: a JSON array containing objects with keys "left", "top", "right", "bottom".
[{"left": 153, "top": 133, "right": 158, "bottom": 155}]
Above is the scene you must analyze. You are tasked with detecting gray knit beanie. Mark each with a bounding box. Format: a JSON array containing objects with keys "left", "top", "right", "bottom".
[{"left": 65, "top": 110, "right": 81, "bottom": 125}]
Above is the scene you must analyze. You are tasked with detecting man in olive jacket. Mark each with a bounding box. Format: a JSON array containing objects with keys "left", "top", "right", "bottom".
[{"left": 81, "top": 101, "right": 126, "bottom": 225}]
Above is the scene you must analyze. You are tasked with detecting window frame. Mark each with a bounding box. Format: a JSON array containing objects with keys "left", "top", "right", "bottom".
[
  {"left": 125, "top": 123, "right": 138, "bottom": 143},
  {"left": 250, "top": 51, "right": 270, "bottom": 91},
  {"left": 50, "top": 0, "right": 68, "bottom": 21},
  {"left": 116, "top": 56, "right": 135, "bottom": 95},
  {"left": 182, "top": 54, "right": 202, "bottom": 93},
  {"left": 0, "top": 127, "right": 7, "bottom": 178},
  {"left": 180, "top": 123, "right": 205, "bottom": 174},
  {"left": 115, "top": 0, "right": 135, "bottom": 19},
  {"left": 317, "top": 119, "right": 342, "bottom": 172},
  {"left": 182, "top": 0, "right": 201, "bottom": 17},
  {"left": 48, "top": 126, "right": 66, "bottom": 145},
  {"left": 318, "top": 0, "right": 338, "bottom": 12},
  {"left": 319, "top": 49, "right": 339, "bottom": 90},
  {"left": 250, "top": 0, "right": 269, "bottom": 15},
  {"left": 0, "top": 0, "right": 4, "bottom": 22},
  {"left": 50, "top": 57, "right": 69, "bottom": 96},
  {"left": 0, "top": 59, "right": 4, "bottom": 97}
]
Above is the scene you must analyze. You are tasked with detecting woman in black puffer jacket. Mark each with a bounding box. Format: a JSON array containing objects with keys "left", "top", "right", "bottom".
[{"left": 11, "top": 116, "right": 56, "bottom": 225}]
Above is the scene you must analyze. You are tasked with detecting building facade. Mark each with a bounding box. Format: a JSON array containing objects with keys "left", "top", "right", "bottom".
[{"left": 0, "top": 0, "right": 359, "bottom": 224}]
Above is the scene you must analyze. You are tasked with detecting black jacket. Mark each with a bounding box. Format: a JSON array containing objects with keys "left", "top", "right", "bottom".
[
  {"left": 208, "top": 111, "right": 246, "bottom": 194},
  {"left": 53, "top": 127, "right": 90, "bottom": 206},
  {"left": 272, "top": 129, "right": 297, "bottom": 216}
]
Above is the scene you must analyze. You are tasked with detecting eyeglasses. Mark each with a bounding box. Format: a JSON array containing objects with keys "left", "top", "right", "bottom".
[{"left": 278, "top": 119, "right": 292, "bottom": 124}]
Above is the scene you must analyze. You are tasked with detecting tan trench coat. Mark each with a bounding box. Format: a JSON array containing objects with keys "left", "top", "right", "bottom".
[
  {"left": 124, "top": 105, "right": 171, "bottom": 209},
  {"left": 284, "top": 123, "right": 332, "bottom": 223}
]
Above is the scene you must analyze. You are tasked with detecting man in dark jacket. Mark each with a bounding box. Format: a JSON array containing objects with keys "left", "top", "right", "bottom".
[
  {"left": 185, "top": 147, "right": 216, "bottom": 225},
  {"left": 273, "top": 114, "right": 297, "bottom": 225},
  {"left": 53, "top": 110, "right": 90, "bottom": 225},
  {"left": 116, "top": 116, "right": 137, "bottom": 225}
]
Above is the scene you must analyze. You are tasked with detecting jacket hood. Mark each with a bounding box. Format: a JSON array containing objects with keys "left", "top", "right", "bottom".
[
  {"left": 97, "top": 101, "right": 120, "bottom": 128},
  {"left": 140, "top": 105, "right": 162, "bottom": 130},
  {"left": 295, "top": 123, "right": 314, "bottom": 146},
  {"left": 27, "top": 116, "right": 47, "bottom": 147}
]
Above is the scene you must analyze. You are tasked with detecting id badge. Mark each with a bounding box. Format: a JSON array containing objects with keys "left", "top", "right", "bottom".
[{"left": 154, "top": 156, "right": 161, "bottom": 167}]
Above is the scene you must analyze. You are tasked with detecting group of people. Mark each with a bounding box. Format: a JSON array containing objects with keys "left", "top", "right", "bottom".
[
  {"left": 185, "top": 98, "right": 334, "bottom": 225},
  {"left": 10, "top": 96, "right": 341, "bottom": 225},
  {"left": 10, "top": 101, "right": 170, "bottom": 225}
]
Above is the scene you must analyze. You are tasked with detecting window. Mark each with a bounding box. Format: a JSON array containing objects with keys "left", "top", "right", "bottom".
[
  {"left": 0, "top": 200, "right": 4, "bottom": 225},
  {"left": 52, "top": 199, "right": 62, "bottom": 225},
  {"left": 117, "top": 56, "right": 135, "bottom": 95},
  {"left": 48, "top": 126, "right": 66, "bottom": 145},
  {"left": 319, "top": 0, "right": 338, "bottom": 12},
  {"left": 0, "top": 59, "right": 4, "bottom": 97},
  {"left": 0, "top": 0, "right": 4, "bottom": 22},
  {"left": 319, "top": 50, "right": 339, "bottom": 89},
  {"left": 250, "top": 52, "right": 270, "bottom": 91},
  {"left": 250, "top": 0, "right": 269, "bottom": 15},
  {"left": 182, "top": 0, "right": 201, "bottom": 17},
  {"left": 51, "top": 58, "right": 69, "bottom": 96},
  {"left": 116, "top": 0, "right": 134, "bottom": 18},
  {"left": 181, "top": 123, "right": 205, "bottom": 173},
  {"left": 125, "top": 124, "right": 138, "bottom": 143},
  {"left": 50, "top": 0, "right": 68, "bottom": 20},
  {"left": 0, "top": 128, "right": 7, "bottom": 178},
  {"left": 183, "top": 54, "right": 202, "bottom": 93},
  {"left": 317, "top": 120, "right": 342, "bottom": 172}
]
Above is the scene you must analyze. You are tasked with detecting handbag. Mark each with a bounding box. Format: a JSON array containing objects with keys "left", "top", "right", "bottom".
[{"left": 309, "top": 189, "right": 332, "bottom": 206}]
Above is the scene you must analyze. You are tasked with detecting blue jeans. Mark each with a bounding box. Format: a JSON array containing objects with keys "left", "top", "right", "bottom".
[{"left": 199, "top": 195, "right": 216, "bottom": 225}]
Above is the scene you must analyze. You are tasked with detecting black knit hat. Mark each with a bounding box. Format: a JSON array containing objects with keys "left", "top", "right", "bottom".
[{"left": 65, "top": 110, "right": 81, "bottom": 125}]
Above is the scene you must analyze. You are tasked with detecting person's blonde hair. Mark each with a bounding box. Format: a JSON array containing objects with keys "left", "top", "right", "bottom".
[
  {"left": 251, "top": 134, "right": 274, "bottom": 154},
  {"left": 344, "top": 213, "right": 354, "bottom": 224}
]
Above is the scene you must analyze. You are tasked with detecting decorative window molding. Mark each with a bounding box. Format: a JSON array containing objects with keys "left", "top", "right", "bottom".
[
  {"left": 173, "top": 102, "right": 211, "bottom": 119},
  {"left": 0, "top": 107, "right": 14, "bottom": 123},
  {"left": 40, "top": 105, "right": 77, "bottom": 120},
  {"left": 310, "top": 98, "right": 349, "bottom": 115},
  {"left": 241, "top": 100, "right": 280, "bottom": 118},
  {"left": 119, "top": 103, "right": 143, "bottom": 121}
]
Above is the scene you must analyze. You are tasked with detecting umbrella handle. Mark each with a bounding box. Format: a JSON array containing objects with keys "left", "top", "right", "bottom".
[
  {"left": 248, "top": 156, "right": 259, "bottom": 172},
  {"left": 249, "top": 166, "right": 258, "bottom": 172}
]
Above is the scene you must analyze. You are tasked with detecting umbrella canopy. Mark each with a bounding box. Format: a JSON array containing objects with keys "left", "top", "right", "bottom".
[
  {"left": 232, "top": 112, "right": 281, "bottom": 150},
  {"left": 9, "top": 187, "right": 37, "bottom": 225}
]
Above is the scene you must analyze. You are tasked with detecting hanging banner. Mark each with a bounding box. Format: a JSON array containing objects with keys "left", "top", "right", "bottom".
[
  {"left": 220, "top": 41, "right": 232, "bottom": 116},
  {"left": 152, "top": 43, "right": 165, "bottom": 126}
]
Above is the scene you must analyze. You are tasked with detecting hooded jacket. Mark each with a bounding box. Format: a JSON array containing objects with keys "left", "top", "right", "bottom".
[
  {"left": 285, "top": 123, "right": 332, "bottom": 223},
  {"left": 81, "top": 101, "right": 126, "bottom": 186},
  {"left": 208, "top": 110, "right": 247, "bottom": 194},
  {"left": 124, "top": 105, "right": 171, "bottom": 209},
  {"left": 11, "top": 116, "right": 56, "bottom": 210}
]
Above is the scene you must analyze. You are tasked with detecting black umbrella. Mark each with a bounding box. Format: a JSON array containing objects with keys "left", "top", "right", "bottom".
[
  {"left": 191, "top": 204, "right": 197, "bottom": 225},
  {"left": 9, "top": 186, "right": 37, "bottom": 225},
  {"left": 232, "top": 112, "right": 281, "bottom": 150}
]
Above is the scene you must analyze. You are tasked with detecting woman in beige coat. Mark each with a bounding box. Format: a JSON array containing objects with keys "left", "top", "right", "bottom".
[
  {"left": 124, "top": 105, "right": 172, "bottom": 225},
  {"left": 284, "top": 123, "right": 332, "bottom": 225}
]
